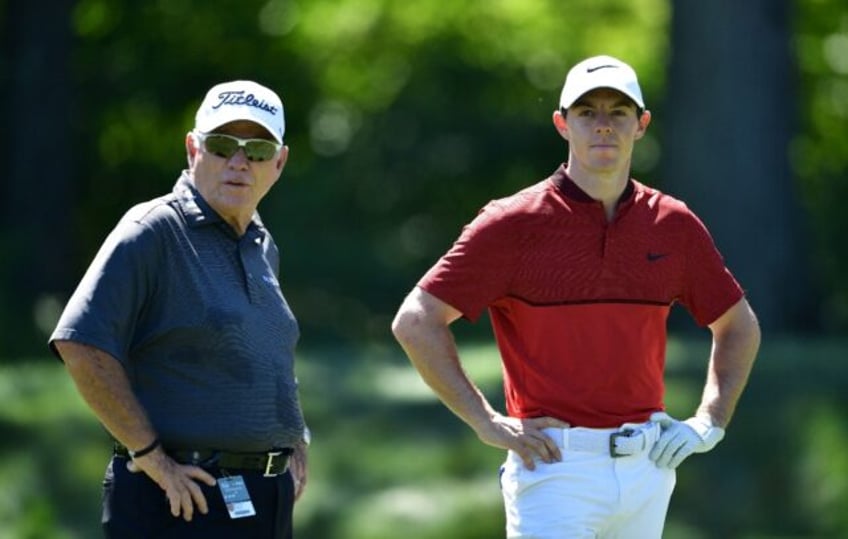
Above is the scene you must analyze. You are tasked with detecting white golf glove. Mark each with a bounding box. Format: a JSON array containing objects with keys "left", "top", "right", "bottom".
[{"left": 648, "top": 412, "right": 725, "bottom": 469}]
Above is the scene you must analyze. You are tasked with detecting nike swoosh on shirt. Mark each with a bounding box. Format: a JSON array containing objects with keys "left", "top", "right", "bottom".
[{"left": 646, "top": 252, "right": 668, "bottom": 262}]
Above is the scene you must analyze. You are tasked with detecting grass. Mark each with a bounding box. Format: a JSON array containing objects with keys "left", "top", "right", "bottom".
[{"left": 1, "top": 335, "right": 847, "bottom": 538}]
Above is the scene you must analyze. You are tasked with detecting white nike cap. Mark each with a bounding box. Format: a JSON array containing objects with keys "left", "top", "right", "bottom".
[
  {"left": 559, "top": 55, "right": 644, "bottom": 110},
  {"left": 195, "top": 80, "right": 285, "bottom": 143}
]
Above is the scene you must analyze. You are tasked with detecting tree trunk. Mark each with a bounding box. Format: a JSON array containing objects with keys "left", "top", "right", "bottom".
[
  {"left": 2, "top": 0, "right": 75, "bottom": 356},
  {"left": 663, "top": 0, "right": 817, "bottom": 332}
]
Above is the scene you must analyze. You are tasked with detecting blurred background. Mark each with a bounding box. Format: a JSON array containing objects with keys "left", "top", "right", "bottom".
[{"left": 2, "top": 0, "right": 847, "bottom": 537}]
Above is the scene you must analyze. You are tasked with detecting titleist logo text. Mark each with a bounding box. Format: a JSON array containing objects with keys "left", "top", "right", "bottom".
[{"left": 212, "top": 91, "right": 278, "bottom": 115}]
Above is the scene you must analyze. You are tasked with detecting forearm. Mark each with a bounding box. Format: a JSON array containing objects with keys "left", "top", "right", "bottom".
[
  {"left": 54, "top": 340, "right": 158, "bottom": 451},
  {"left": 393, "top": 312, "right": 497, "bottom": 434},
  {"left": 698, "top": 301, "right": 761, "bottom": 428}
]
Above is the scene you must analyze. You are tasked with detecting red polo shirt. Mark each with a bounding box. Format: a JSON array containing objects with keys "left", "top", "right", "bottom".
[{"left": 419, "top": 165, "right": 744, "bottom": 428}]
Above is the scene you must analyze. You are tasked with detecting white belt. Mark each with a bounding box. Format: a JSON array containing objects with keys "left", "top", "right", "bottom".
[{"left": 543, "top": 422, "right": 660, "bottom": 458}]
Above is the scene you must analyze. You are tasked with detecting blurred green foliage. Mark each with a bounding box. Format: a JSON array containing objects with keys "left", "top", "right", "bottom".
[
  {"left": 3, "top": 0, "right": 847, "bottom": 355},
  {"left": 791, "top": 0, "right": 848, "bottom": 330},
  {"left": 3, "top": 1, "right": 848, "bottom": 536},
  {"left": 2, "top": 337, "right": 847, "bottom": 538},
  {"left": 61, "top": 0, "right": 666, "bottom": 349}
]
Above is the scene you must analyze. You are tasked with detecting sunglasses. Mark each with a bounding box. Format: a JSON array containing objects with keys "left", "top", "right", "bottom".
[{"left": 194, "top": 132, "right": 281, "bottom": 162}]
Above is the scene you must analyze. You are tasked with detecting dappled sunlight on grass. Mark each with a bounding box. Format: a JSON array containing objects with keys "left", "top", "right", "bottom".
[
  {"left": 363, "top": 341, "right": 504, "bottom": 403},
  {"left": 796, "top": 399, "right": 848, "bottom": 534},
  {"left": 3, "top": 336, "right": 847, "bottom": 537},
  {"left": 0, "top": 449, "right": 80, "bottom": 539},
  {"left": 0, "top": 453, "right": 38, "bottom": 529},
  {"left": 294, "top": 340, "right": 504, "bottom": 405},
  {"left": 0, "top": 362, "right": 108, "bottom": 538},
  {"left": 0, "top": 362, "right": 91, "bottom": 424},
  {"left": 294, "top": 336, "right": 848, "bottom": 537},
  {"left": 370, "top": 364, "right": 438, "bottom": 402},
  {"left": 455, "top": 341, "right": 505, "bottom": 390},
  {"left": 336, "top": 476, "right": 504, "bottom": 539}
]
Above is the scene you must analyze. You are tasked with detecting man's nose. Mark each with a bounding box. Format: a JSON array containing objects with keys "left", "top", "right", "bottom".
[
  {"left": 227, "top": 148, "right": 250, "bottom": 168},
  {"left": 595, "top": 114, "right": 613, "bottom": 134}
]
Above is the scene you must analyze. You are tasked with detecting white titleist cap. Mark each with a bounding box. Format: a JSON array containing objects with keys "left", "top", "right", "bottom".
[
  {"left": 559, "top": 55, "right": 644, "bottom": 110},
  {"left": 195, "top": 80, "right": 285, "bottom": 143}
]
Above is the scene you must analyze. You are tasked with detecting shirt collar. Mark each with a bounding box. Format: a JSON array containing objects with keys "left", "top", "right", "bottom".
[
  {"left": 173, "top": 172, "right": 220, "bottom": 227},
  {"left": 550, "top": 163, "right": 635, "bottom": 206}
]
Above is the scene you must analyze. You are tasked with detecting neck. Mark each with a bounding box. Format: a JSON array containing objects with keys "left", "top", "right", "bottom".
[
  {"left": 565, "top": 162, "right": 631, "bottom": 221},
  {"left": 225, "top": 216, "right": 251, "bottom": 237}
]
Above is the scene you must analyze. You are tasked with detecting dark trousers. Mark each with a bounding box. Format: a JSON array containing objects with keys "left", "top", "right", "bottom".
[{"left": 102, "top": 456, "right": 294, "bottom": 539}]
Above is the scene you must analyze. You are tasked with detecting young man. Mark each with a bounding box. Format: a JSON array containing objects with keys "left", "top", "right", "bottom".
[
  {"left": 392, "top": 55, "right": 761, "bottom": 538},
  {"left": 50, "top": 80, "right": 310, "bottom": 538}
]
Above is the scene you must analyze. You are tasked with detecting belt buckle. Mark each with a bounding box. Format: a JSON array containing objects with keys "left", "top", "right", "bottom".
[
  {"left": 609, "top": 428, "right": 636, "bottom": 458},
  {"left": 188, "top": 450, "right": 220, "bottom": 467},
  {"left": 263, "top": 451, "right": 283, "bottom": 477}
]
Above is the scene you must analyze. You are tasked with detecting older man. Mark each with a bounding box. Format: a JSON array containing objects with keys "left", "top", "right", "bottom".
[{"left": 51, "top": 80, "right": 309, "bottom": 538}]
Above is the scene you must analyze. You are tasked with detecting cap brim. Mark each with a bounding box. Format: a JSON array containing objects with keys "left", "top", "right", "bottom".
[{"left": 196, "top": 112, "right": 283, "bottom": 144}]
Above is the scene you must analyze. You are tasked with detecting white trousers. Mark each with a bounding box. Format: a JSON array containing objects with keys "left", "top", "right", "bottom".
[{"left": 500, "top": 425, "right": 676, "bottom": 539}]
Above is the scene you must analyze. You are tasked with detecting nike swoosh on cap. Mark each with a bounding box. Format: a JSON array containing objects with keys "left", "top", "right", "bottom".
[{"left": 586, "top": 64, "right": 618, "bottom": 73}]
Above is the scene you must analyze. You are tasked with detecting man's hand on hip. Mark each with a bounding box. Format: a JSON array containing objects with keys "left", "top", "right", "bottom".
[
  {"left": 648, "top": 412, "right": 725, "bottom": 469},
  {"left": 476, "top": 414, "right": 570, "bottom": 471},
  {"left": 127, "top": 448, "right": 218, "bottom": 521}
]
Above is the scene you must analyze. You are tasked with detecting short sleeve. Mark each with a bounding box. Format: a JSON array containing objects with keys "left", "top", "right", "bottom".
[
  {"left": 678, "top": 211, "right": 744, "bottom": 326},
  {"left": 49, "top": 214, "right": 159, "bottom": 364},
  {"left": 418, "top": 202, "right": 519, "bottom": 322}
]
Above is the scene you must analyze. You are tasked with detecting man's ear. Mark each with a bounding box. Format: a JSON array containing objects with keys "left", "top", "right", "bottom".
[
  {"left": 186, "top": 132, "right": 198, "bottom": 167},
  {"left": 276, "top": 146, "right": 289, "bottom": 172},
  {"left": 635, "top": 110, "right": 652, "bottom": 140},
  {"left": 552, "top": 109, "right": 569, "bottom": 140}
]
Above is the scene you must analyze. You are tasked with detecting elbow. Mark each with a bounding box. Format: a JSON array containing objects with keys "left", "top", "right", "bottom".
[
  {"left": 752, "top": 315, "right": 762, "bottom": 346},
  {"left": 716, "top": 298, "right": 762, "bottom": 353},
  {"left": 732, "top": 304, "right": 762, "bottom": 364},
  {"left": 391, "top": 308, "right": 418, "bottom": 346},
  {"left": 744, "top": 303, "right": 762, "bottom": 351},
  {"left": 392, "top": 288, "right": 457, "bottom": 347}
]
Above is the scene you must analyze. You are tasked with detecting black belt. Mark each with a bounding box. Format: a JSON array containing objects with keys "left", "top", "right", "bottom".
[{"left": 114, "top": 444, "right": 293, "bottom": 477}]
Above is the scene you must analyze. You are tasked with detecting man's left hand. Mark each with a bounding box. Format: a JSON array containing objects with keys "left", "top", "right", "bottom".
[{"left": 648, "top": 412, "right": 725, "bottom": 469}]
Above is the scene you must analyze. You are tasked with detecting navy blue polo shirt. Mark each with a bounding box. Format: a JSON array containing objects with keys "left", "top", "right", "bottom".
[{"left": 50, "top": 173, "right": 305, "bottom": 452}]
